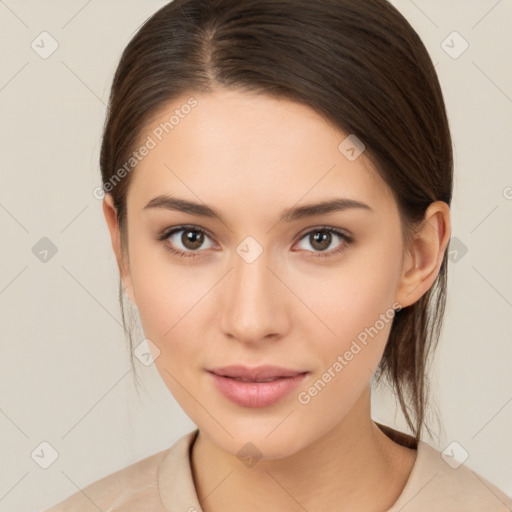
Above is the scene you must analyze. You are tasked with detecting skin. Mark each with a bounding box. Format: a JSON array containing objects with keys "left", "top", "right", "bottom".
[{"left": 103, "top": 88, "right": 451, "bottom": 511}]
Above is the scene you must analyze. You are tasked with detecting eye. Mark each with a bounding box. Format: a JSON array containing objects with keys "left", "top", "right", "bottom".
[
  {"left": 294, "top": 227, "right": 353, "bottom": 257},
  {"left": 158, "top": 225, "right": 216, "bottom": 258},
  {"left": 157, "top": 225, "right": 353, "bottom": 260}
]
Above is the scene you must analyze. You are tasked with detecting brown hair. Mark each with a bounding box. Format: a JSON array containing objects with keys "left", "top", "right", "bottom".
[{"left": 100, "top": 0, "right": 453, "bottom": 443}]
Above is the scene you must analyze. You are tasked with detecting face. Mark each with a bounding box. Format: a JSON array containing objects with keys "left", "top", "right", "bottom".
[{"left": 106, "top": 88, "right": 416, "bottom": 459}]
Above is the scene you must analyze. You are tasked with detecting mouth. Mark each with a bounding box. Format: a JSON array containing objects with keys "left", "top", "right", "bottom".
[
  {"left": 207, "top": 365, "right": 309, "bottom": 407},
  {"left": 208, "top": 364, "right": 308, "bottom": 380},
  {"left": 220, "top": 376, "right": 290, "bottom": 382}
]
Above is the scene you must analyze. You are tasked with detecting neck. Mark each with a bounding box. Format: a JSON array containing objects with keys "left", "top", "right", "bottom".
[{"left": 190, "top": 386, "right": 417, "bottom": 512}]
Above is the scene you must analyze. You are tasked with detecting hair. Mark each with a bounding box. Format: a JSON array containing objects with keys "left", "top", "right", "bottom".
[{"left": 99, "top": 0, "right": 453, "bottom": 443}]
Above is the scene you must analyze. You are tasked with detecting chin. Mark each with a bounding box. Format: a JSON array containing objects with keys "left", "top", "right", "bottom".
[{"left": 199, "top": 414, "right": 320, "bottom": 462}]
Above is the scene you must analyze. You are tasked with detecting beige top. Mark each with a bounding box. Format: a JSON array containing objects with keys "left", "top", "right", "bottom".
[{"left": 45, "top": 424, "right": 511, "bottom": 512}]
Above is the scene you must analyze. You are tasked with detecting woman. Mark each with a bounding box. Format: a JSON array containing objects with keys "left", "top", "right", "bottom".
[{"left": 45, "top": 0, "right": 511, "bottom": 510}]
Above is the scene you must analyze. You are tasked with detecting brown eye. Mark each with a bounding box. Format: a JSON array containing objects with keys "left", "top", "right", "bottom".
[
  {"left": 181, "top": 229, "right": 204, "bottom": 250},
  {"left": 309, "top": 231, "right": 332, "bottom": 251},
  {"left": 163, "top": 227, "right": 216, "bottom": 253},
  {"left": 294, "top": 227, "right": 353, "bottom": 257}
]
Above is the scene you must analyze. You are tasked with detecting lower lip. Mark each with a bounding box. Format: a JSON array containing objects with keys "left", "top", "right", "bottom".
[{"left": 209, "top": 372, "right": 308, "bottom": 408}]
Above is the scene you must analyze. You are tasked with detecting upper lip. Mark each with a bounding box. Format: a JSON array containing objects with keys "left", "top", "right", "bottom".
[{"left": 208, "top": 365, "right": 308, "bottom": 380}]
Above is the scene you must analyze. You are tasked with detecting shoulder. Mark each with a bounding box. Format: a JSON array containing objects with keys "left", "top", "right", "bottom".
[
  {"left": 42, "top": 443, "right": 174, "bottom": 512},
  {"left": 389, "top": 440, "right": 511, "bottom": 512}
]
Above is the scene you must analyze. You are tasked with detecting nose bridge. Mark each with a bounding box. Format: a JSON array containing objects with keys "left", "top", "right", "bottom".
[{"left": 219, "top": 247, "right": 290, "bottom": 343}]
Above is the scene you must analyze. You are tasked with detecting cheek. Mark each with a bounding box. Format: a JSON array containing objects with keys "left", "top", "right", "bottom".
[
  {"left": 125, "top": 244, "right": 202, "bottom": 384},
  {"left": 129, "top": 253, "right": 208, "bottom": 406},
  {"left": 292, "top": 278, "right": 398, "bottom": 440},
  {"left": 293, "top": 235, "right": 402, "bottom": 351},
  {"left": 127, "top": 232, "right": 214, "bottom": 337},
  {"left": 290, "top": 235, "right": 402, "bottom": 400}
]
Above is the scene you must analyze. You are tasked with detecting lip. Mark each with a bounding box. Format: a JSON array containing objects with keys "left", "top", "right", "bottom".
[
  {"left": 207, "top": 365, "right": 309, "bottom": 408},
  {"left": 209, "top": 364, "right": 307, "bottom": 380}
]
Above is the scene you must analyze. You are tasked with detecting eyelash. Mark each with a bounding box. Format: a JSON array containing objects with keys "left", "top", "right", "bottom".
[{"left": 157, "top": 225, "right": 354, "bottom": 260}]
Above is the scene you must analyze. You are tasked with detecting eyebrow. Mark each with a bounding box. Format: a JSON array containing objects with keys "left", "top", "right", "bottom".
[{"left": 143, "top": 195, "right": 373, "bottom": 224}]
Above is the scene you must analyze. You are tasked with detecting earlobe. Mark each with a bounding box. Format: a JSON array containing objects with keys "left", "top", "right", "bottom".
[
  {"left": 102, "top": 194, "right": 136, "bottom": 305},
  {"left": 395, "top": 201, "right": 451, "bottom": 308}
]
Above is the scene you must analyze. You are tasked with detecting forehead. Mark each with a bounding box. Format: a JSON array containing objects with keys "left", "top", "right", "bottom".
[{"left": 127, "top": 89, "right": 394, "bottom": 215}]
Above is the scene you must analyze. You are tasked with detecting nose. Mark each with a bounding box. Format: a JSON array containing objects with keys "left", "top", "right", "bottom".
[{"left": 219, "top": 249, "right": 291, "bottom": 345}]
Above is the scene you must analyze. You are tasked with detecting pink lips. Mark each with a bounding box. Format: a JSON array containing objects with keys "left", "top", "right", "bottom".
[{"left": 208, "top": 365, "right": 308, "bottom": 408}]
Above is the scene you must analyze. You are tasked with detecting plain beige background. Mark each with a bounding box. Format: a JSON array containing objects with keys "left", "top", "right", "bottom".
[{"left": 0, "top": 1, "right": 511, "bottom": 510}]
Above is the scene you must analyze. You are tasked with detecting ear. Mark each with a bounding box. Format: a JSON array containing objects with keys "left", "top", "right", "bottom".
[
  {"left": 102, "top": 194, "right": 136, "bottom": 305},
  {"left": 395, "top": 201, "right": 451, "bottom": 308}
]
